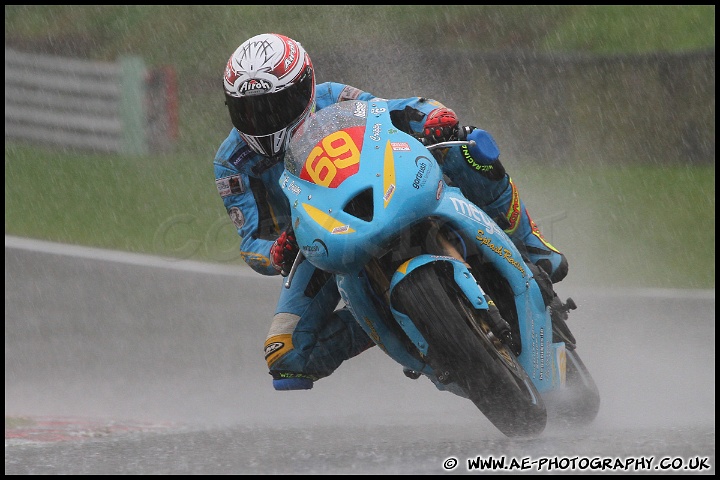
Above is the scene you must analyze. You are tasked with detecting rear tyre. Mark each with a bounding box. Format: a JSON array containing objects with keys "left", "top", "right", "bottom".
[
  {"left": 545, "top": 348, "right": 600, "bottom": 427},
  {"left": 391, "top": 261, "right": 547, "bottom": 438}
]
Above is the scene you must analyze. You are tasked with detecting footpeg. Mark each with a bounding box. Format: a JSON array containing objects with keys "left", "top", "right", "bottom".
[
  {"left": 559, "top": 297, "right": 577, "bottom": 314},
  {"left": 551, "top": 296, "right": 577, "bottom": 350}
]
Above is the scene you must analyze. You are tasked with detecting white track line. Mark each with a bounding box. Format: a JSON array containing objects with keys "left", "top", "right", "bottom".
[{"left": 5, "top": 235, "right": 257, "bottom": 278}]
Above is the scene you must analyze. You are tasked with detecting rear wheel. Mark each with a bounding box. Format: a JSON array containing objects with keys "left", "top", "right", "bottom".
[{"left": 391, "top": 260, "right": 547, "bottom": 438}]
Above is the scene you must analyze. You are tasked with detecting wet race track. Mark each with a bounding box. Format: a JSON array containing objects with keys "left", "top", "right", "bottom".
[{"left": 4, "top": 237, "right": 715, "bottom": 475}]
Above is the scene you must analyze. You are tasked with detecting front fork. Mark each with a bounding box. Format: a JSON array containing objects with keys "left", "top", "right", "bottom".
[{"left": 387, "top": 255, "right": 516, "bottom": 356}]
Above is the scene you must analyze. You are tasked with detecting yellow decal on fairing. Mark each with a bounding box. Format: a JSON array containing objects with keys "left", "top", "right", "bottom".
[
  {"left": 302, "top": 203, "right": 355, "bottom": 234},
  {"left": 383, "top": 140, "right": 396, "bottom": 207},
  {"left": 397, "top": 259, "right": 411, "bottom": 275}
]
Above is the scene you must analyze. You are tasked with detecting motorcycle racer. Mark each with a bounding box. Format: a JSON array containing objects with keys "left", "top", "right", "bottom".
[{"left": 214, "top": 33, "right": 568, "bottom": 391}]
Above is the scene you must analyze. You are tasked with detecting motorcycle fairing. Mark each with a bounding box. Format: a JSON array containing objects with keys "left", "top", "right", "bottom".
[{"left": 283, "top": 99, "right": 567, "bottom": 393}]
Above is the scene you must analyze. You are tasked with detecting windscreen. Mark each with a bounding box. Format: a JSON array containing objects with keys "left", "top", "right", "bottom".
[{"left": 285, "top": 100, "right": 368, "bottom": 177}]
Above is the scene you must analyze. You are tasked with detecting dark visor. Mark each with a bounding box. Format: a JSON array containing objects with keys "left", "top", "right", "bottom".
[{"left": 226, "top": 67, "right": 313, "bottom": 136}]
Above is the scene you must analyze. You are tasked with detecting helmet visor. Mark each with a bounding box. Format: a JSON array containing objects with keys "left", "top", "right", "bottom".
[{"left": 227, "top": 67, "right": 314, "bottom": 136}]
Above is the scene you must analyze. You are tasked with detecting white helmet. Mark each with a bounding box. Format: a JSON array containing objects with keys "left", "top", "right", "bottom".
[{"left": 223, "top": 33, "right": 316, "bottom": 159}]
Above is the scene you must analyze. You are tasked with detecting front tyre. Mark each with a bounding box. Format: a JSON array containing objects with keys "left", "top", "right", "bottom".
[{"left": 391, "top": 260, "right": 547, "bottom": 438}]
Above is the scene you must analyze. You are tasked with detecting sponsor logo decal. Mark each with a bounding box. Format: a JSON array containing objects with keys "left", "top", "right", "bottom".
[
  {"left": 331, "top": 225, "right": 351, "bottom": 234},
  {"left": 539, "top": 327, "right": 545, "bottom": 380},
  {"left": 461, "top": 145, "right": 496, "bottom": 173},
  {"left": 264, "top": 341, "right": 284, "bottom": 359},
  {"left": 353, "top": 101, "right": 367, "bottom": 118},
  {"left": 228, "top": 207, "right": 245, "bottom": 229},
  {"left": 449, "top": 197, "right": 502, "bottom": 235},
  {"left": 238, "top": 78, "right": 273, "bottom": 96},
  {"left": 230, "top": 146, "right": 255, "bottom": 169},
  {"left": 339, "top": 85, "right": 364, "bottom": 101},
  {"left": 412, "top": 156, "right": 433, "bottom": 189},
  {"left": 216, "top": 175, "right": 245, "bottom": 197},
  {"left": 370, "top": 123, "right": 382, "bottom": 142},
  {"left": 390, "top": 142, "right": 410, "bottom": 151},
  {"left": 283, "top": 42, "right": 297, "bottom": 71},
  {"left": 475, "top": 229, "right": 526, "bottom": 276},
  {"left": 287, "top": 181, "right": 301, "bottom": 195},
  {"left": 302, "top": 239, "right": 329, "bottom": 258}
]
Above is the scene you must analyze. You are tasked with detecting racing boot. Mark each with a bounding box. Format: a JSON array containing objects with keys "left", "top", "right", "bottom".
[{"left": 264, "top": 307, "right": 374, "bottom": 391}]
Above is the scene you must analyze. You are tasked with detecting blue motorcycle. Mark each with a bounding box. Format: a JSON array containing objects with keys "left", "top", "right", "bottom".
[{"left": 280, "top": 100, "right": 599, "bottom": 437}]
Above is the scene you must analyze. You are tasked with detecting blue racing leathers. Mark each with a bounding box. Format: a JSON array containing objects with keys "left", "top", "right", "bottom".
[{"left": 213, "top": 82, "right": 566, "bottom": 390}]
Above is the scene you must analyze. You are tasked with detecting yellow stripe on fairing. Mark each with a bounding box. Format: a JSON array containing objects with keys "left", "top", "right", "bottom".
[
  {"left": 301, "top": 203, "right": 355, "bottom": 234},
  {"left": 383, "top": 140, "right": 396, "bottom": 208}
]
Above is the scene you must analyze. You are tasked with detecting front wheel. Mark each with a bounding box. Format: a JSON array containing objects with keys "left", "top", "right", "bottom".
[{"left": 390, "top": 260, "right": 547, "bottom": 438}]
